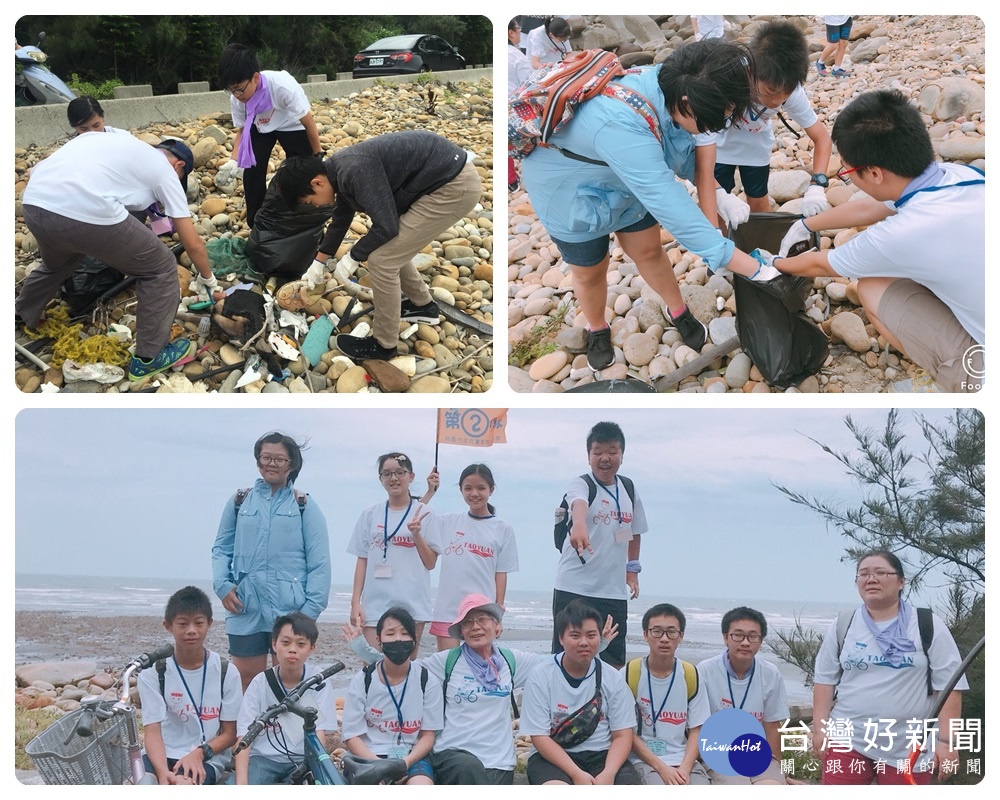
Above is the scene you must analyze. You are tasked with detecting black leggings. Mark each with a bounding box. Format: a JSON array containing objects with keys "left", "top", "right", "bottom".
[{"left": 243, "top": 126, "right": 314, "bottom": 227}]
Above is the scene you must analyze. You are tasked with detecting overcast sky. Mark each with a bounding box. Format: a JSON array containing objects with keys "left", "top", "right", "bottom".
[{"left": 15, "top": 407, "right": 966, "bottom": 607}]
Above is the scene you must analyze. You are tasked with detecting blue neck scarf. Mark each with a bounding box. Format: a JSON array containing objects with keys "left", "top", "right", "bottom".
[
  {"left": 860, "top": 599, "right": 917, "bottom": 666},
  {"left": 460, "top": 642, "right": 505, "bottom": 692}
]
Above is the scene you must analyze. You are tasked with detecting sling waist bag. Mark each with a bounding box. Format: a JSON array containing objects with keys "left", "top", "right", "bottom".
[{"left": 549, "top": 660, "right": 603, "bottom": 748}]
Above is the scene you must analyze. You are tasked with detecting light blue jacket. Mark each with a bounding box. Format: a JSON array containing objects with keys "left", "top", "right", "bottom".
[
  {"left": 521, "top": 64, "right": 735, "bottom": 270},
  {"left": 211, "top": 479, "right": 331, "bottom": 636}
]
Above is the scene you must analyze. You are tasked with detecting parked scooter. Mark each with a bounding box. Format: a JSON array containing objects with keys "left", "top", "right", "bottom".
[{"left": 15, "top": 31, "right": 76, "bottom": 106}]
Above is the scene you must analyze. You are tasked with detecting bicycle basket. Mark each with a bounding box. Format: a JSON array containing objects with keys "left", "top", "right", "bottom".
[{"left": 26, "top": 705, "right": 130, "bottom": 785}]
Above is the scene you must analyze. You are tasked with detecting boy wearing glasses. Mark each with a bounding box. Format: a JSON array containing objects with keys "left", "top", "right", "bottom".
[
  {"left": 697, "top": 607, "right": 789, "bottom": 784},
  {"left": 697, "top": 20, "right": 833, "bottom": 231},
  {"left": 218, "top": 43, "right": 322, "bottom": 227},
  {"left": 773, "top": 89, "right": 984, "bottom": 392},
  {"left": 627, "top": 603, "right": 711, "bottom": 785}
]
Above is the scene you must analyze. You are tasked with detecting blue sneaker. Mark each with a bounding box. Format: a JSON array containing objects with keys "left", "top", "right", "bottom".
[
  {"left": 815, "top": 60, "right": 828, "bottom": 77},
  {"left": 128, "top": 338, "right": 196, "bottom": 381},
  {"left": 832, "top": 67, "right": 851, "bottom": 78}
]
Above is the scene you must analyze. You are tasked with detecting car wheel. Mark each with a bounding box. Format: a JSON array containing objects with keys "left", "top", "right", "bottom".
[{"left": 419, "top": 65, "right": 431, "bottom": 73}]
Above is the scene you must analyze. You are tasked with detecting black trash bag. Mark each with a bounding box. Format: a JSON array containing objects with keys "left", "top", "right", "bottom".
[
  {"left": 729, "top": 213, "right": 829, "bottom": 389},
  {"left": 59, "top": 256, "right": 127, "bottom": 314},
  {"left": 245, "top": 182, "right": 335, "bottom": 280}
]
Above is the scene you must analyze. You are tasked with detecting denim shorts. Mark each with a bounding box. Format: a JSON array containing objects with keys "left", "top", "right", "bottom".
[
  {"left": 228, "top": 631, "right": 273, "bottom": 658},
  {"left": 715, "top": 163, "right": 771, "bottom": 199},
  {"left": 548, "top": 212, "right": 657, "bottom": 267},
  {"left": 378, "top": 754, "right": 433, "bottom": 781},
  {"left": 826, "top": 18, "right": 853, "bottom": 42}
]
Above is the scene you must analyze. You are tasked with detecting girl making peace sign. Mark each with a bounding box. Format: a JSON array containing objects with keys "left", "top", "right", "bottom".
[{"left": 348, "top": 452, "right": 441, "bottom": 654}]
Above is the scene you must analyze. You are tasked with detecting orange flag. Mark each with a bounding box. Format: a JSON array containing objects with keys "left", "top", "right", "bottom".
[{"left": 436, "top": 408, "right": 508, "bottom": 447}]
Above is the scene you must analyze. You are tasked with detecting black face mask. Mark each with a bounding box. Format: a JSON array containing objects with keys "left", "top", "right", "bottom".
[{"left": 382, "top": 640, "right": 415, "bottom": 665}]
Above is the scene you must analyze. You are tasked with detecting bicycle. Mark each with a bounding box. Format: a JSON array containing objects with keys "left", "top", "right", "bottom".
[
  {"left": 26, "top": 644, "right": 175, "bottom": 784},
  {"left": 235, "top": 660, "right": 408, "bottom": 785}
]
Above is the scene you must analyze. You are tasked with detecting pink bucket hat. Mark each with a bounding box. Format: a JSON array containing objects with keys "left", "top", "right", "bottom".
[{"left": 448, "top": 593, "right": 504, "bottom": 640}]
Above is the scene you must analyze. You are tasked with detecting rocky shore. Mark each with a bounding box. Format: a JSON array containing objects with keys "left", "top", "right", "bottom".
[
  {"left": 14, "top": 77, "right": 494, "bottom": 394},
  {"left": 508, "top": 15, "right": 984, "bottom": 393}
]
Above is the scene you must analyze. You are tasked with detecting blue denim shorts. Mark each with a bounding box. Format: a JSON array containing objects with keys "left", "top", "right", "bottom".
[
  {"left": 715, "top": 163, "right": 771, "bottom": 199},
  {"left": 228, "top": 631, "right": 273, "bottom": 658},
  {"left": 378, "top": 754, "right": 433, "bottom": 781},
  {"left": 548, "top": 212, "right": 657, "bottom": 267}
]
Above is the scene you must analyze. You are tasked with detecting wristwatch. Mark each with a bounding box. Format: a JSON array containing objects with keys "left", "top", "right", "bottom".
[
  {"left": 200, "top": 743, "right": 214, "bottom": 762},
  {"left": 810, "top": 173, "right": 829, "bottom": 188}
]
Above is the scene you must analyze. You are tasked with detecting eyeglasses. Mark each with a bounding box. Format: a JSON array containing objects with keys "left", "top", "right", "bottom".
[
  {"left": 225, "top": 78, "right": 253, "bottom": 97},
  {"left": 856, "top": 569, "right": 899, "bottom": 581},
  {"left": 380, "top": 470, "right": 410, "bottom": 479},
  {"left": 460, "top": 613, "right": 496, "bottom": 629},
  {"left": 645, "top": 627, "right": 682, "bottom": 640},
  {"left": 727, "top": 632, "right": 763, "bottom": 643},
  {"left": 837, "top": 165, "right": 866, "bottom": 184},
  {"left": 258, "top": 456, "right": 290, "bottom": 467}
]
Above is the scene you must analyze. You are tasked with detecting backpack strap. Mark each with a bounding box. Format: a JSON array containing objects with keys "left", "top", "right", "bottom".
[
  {"left": 157, "top": 653, "right": 231, "bottom": 702},
  {"left": 156, "top": 658, "right": 167, "bottom": 698},
  {"left": 581, "top": 473, "right": 598, "bottom": 505},
  {"left": 420, "top": 666, "right": 428, "bottom": 694},
  {"left": 498, "top": 647, "right": 519, "bottom": 718},
  {"left": 234, "top": 487, "right": 251, "bottom": 512},
  {"left": 619, "top": 475, "right": 636, "bottom": 506},
  {"left": 220, "top": 656, "right": 229, "bottom": 700},
  {"left": 916, "top": 607, "right": 935, "bottom": 697},
  {"left": 294, "top": 490, "right": 307, "bottom": 515},
  {"left": 362, "top": 662, "right": 378, "bottom": 696},
  {"left": 442, "top": 647, "right": 462, "bottom": 721},
  {"left": 681, "top": 660, "right": 699, "bottom": 702},
  {"left": 625, "top": 657, "right": 642, "bottom": 698},
  {"left": 264, "top": 666, "right": 285, "bottom": 701}
]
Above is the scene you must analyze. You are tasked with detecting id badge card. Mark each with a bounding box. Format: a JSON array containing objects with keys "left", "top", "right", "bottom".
[
  {"left": 388, "top": 744, "right": 410, "bottom": 759},
  {"left": 614, "top": 524, "right": 633, "bottom": 544},
  {"left": 644, "top": 736, "right": 667, "bottom": 757},
  {"left": 374, "top": 563, "right": 392, "bottom": 579}
]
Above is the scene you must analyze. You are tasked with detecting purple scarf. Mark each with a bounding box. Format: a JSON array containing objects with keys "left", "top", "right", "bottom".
[
  {"left": 236, "top": 72, "right": 272, "bottom": 169},
  {"left": 461, "top": 643, "right": 506, "bottom": 692},
  {"left": 861, "top": 599, "right": 917, "bottom": 667}
]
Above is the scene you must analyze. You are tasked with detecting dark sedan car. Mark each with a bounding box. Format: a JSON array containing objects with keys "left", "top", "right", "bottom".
[{"left": 352, "top": 34, "right": 466, "bottom": 78}]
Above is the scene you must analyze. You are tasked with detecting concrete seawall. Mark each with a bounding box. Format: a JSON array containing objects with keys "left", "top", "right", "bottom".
[{"left": 14, "top": 67, "right": 492, "bottom": 149}]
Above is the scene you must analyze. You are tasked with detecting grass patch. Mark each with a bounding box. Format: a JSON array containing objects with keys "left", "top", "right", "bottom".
[
  {"left": 508, "top": 305, "right": 567, "bottom": 368},
  {"left": 372, "top": 77, "right": 393, "bottom": 89},
  {"left": 415, "top": 70, "right": 435, "bottom": 85},
  {"left": 14, "top": 705, "right": 62, "bottom": 771}
]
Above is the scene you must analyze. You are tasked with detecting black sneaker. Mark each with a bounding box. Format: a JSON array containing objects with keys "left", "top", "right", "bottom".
[
  {"left": 668, "top": 306, "right": 708, "bottom": 351},
  {"left": 587, "top": 327, "right": 615, "bottom": 370},
  {"left": 508, "top": 178, "right": 520, "bottom": 192},
  {"left": 337, "top": 334, "right": 397, "bottom": 362},
  {"left": 400, "top": 299, "right": 442, "bottom": 324}
]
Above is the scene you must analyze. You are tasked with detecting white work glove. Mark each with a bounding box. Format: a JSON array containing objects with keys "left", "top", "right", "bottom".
[
  {"left": 748, "top": 248, "right": 782, "bottom": 282},
  {"left": 195, "top": 273, "right": 219, "bottom": 300},
  {"left": 217, "top": 159, "right": 242, "bottom": 181},
  {"left": 334, "top": 252, "right": 360, "bottom": 284},
  {"left": 778, "top": 218, "right": 814, "bottom": 258},
  {"left": 800, "top": 184, "right": 830, "bottom": 217},
  {"left": 304, "top": 259, "right": 326, "bottom": 290},
  {"left": 716, "top": 187, "right": 750, "bottom": 230}
]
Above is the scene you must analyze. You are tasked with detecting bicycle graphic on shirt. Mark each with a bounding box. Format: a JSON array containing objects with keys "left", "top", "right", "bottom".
[{"left": 453, "top": 687, "right": 479, "bottom": 704}]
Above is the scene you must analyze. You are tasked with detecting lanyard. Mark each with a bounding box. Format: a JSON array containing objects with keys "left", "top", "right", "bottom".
[
  {"left": 380, "top": 661, "right": 411, "bottom": 744},
  {"left": 593, "top": 474, "right": 622, "bottom": 526},
  {"left": 174, "top": 650, "right": 209, "bottom": 744},
  {"left": 726, "top": 660, "right": 756, "bottom": 710},
  {"left": 646, "top": 656, "right": 677, "bottom": 738},
  {"left": 895, "top": 176, "right": 985, "bottom": 209},
  {"left": 382, "top": 497, "right": 414, "bottom": 561}
]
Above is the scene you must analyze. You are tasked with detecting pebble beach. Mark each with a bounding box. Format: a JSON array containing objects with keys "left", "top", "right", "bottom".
[{"left": 508, "top": 14, "right": 985, "bottom": 393}]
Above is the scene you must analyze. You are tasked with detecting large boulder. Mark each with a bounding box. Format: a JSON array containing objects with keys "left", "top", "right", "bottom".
[
  {"left": 768, "top": 170, "right": 811, "bottom": 203},
  {"left": 600, "top": 15, "right": 667, "bottom": 48},
  {"left": 16, "top": 661, "right": 98, "bottom": 688},
  {"left": 917, "top": 78, "right": 986, "bottom": 122},
  {"left": 934, "top": 135, "right": 986, "bottom": 162},
  {"left": 575, "top": 24, "right": 622, "bottom": 51},
  {"left": 849, "top": 36, "right": 890, "bottom": 63}
]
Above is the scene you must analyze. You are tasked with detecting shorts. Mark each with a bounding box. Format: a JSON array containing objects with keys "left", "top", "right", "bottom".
[
  {"left": 822, "top": 749, "right": 932, "bottom": 785},
  {"left": 527, "top": 750, "right": 641, "bottom": 785},
  {"left": 715, "top": 163, "right": 770, "bottom": 199},
  {"left": 551, "top": 588, "right": 627, "bottom": 667},
  {"left": 548, "top": 212, "right": 657, "bottom": 267},
  {"left": 379, "top": 754, "right": 434, "bottom": 781},
  {"left": 877, "top": 278, "right": 981, "bottom": 392},
  {"left": 706, "top": 758, "right": 786, "bottom": 784},
  {"left": 429, "top": 621, "right": 453, "bottom": 638},
  {"left": 826, "top": 18, "right": 853, "bottom": 42},
  {"left": 228, "top": 631, "right": 273, "bottom": 658},
  {"left": 637, "top": 759, "right": 711, "bottom": 785}
]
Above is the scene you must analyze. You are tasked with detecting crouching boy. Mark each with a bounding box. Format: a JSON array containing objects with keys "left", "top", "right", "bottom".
[
  {"left": 235, "top": 612, "right": 336, "bottom": 784},
  {"left": 520, "top": 599, "right": 640, "bottom": 784},
  {"left": 137, "top": 586, "right": 242, "bottom": 785}
]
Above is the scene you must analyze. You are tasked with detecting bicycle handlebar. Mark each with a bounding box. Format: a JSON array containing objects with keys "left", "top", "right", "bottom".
[
  {"left": 234, "top": 661, "right": 345, "bottom": 754},
  {"left": 132, "top": 644, "right": 175, "bottom": 670}
]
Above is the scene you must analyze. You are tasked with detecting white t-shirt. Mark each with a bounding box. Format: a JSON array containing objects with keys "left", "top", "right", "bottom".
[
  {"left": 347, "top": 501, "right": 441, "bottom": 622},
  {"left": 693, "top": 15, "right": 725, "bottom": 39},
  {"left": 22, "top": 132, "right": 191, "bottom": 225},
  {"left": 827, "top": 163, "right": 985, "bottom": 345},
  {"left": 697, "top": 652, "right": 789, "bottom": 723},
  {"left": 231, "top": 70, "right": 310, "bottom": 134},
  {"left": 824, "top": 16, "right": 852, "bottom": 26},
  {"left": 554, "top": 474, "right": 649, "bottom": 600},
  {"left": 630, "top": 657, "right": 711, "bottom": 767},
  {"left": 520, "top": 654, "right": 636, "bottom": 754},
  {"left": 813, "top": 607, "right": 969, "bottom": 764},
  {"left": 508, "top": 43, "right": 534, "bottom": 95},
  {"left": 104, "top": 125, "right": 131, "bottom": 135},
  {"left": 696, "top": 84, "right": 819, "bottom": 167},
  {"left": 137, "top": 650, "right": 243, "bottom": 760},
  {"left": 431, "top": 512, "right": 519, "bottom": 624},
  {"left": 423, "top": 646, "right": 544, "bottom": 769},
  {"left": 236, "top": 663, "right": 336, "bottom": 761},
  {"left": 341, "top": 660, "right": 444, "bottom": 755},
  {"left": 525, "top": 26, "right": 571, "bottom": 65}
]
